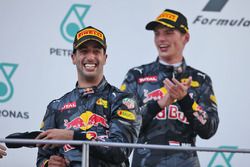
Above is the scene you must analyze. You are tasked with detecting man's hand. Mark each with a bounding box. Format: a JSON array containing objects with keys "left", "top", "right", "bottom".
[
  {"left": 36, "top": 129, "right": 74, "bottom": 149},
  {"left": 164, "top": 76, "right": 192, "bottom": 101},
  {"left": 47, "top": 155, "right": 69, "bottom": 167},
  {"left": 0, "top": 144, "right": 7, "bottom": 158},
  {"left": 157, "top": 93, "right": 175, "bottom": 109}
]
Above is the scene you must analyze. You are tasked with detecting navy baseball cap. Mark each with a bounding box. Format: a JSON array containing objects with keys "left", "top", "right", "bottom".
[
  {"left": 146, "top": 9, "right": 189, "bottom": 33},
  {"left": 73, "top": 26, "right": 107, "bottom": 52}
]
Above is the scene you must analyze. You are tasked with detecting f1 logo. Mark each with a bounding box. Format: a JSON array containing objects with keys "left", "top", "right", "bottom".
[{"left": 203, "top": 0, "right": 228, "bottom": 12}]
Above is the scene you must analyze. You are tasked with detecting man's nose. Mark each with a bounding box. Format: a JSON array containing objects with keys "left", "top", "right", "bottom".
[{"left": 86, "top": 52, "right": 95, "bottom": 60}]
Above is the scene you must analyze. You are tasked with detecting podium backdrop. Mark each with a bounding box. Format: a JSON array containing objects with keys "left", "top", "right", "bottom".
[{"left": 1, "top": 0, "right": 250, "bottom": 166}]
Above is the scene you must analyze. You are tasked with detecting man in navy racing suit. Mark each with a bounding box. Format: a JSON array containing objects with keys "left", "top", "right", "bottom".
[
  {"left": 120, "top": 9, "right": 219, "bottom": 167},
  {"left": 36, "top": 26, "right": 141, "bottom": 167}
]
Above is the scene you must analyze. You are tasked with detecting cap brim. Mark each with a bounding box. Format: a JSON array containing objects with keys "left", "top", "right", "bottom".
[
  {"left": 146, "top": 20, "right": 175, "bottom": 30},
  {"left": 75, "top": 38, "right": 106, "bottom": 50},
  {"left": 5, "top": 131, "right": 42, "bottom": 148}
]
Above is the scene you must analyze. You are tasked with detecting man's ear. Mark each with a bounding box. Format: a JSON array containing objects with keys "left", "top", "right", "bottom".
[
  {"left": 104, "top": 54, "right": 108, "bottom": 65},
  {"left": 184, "top": 32, "right": 190, "bottom": 44},
  {"left": 71, "top": 53, "right": 76, "bottom": 65}
]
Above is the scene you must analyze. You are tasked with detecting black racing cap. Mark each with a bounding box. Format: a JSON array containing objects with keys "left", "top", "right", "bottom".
[
  {"left": 146, "top": 9, "right": 189, "bottom": 33},
  {"left": 73, "top": 26, "right": 107, "bottom": 52}
]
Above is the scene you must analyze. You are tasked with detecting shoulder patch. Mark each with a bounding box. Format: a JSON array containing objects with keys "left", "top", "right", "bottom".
[
  {"left": 117, "top": 110, "right": 136, "bottom": 120},
  {"left": 181, "top": 78, "right": 200, "bottom": 87},
  {"left": 122, "top": 98, "right": 135, "bottom": 109},
  {"left": 120, "top": 84, "right": 126, "bottom": 91},
  {"left": 210, "top": 94, "right": 217, "bottom": 104}
]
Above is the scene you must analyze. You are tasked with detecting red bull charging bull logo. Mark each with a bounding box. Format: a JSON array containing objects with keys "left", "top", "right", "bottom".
[
  {"left": 143, "top": 87, "right": 167, "bottom": 103},
  {"left": 143, "top": 87, "right": 168, "bottom": 120},
  {"left": 64, "top": 111, "right": 109, "bottom": 130}
]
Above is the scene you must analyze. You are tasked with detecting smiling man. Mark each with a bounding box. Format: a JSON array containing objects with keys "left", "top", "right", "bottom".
[
  {"left": 121, "top": 9, "right": 219, "bottom": 167},
  {"left": 36, "top": 26, "right": 141, "bottom": 167}
]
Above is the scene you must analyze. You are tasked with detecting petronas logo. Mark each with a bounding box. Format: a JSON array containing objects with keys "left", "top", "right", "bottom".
[
  {"left": 208, "top": 146, "right": 237, "bottom": 167},
  {"left": 0, "top": 63, "right": 18, "bottom": 103},
  {"left": 60, "top": 4, "right": 91, "bottom": 43}
]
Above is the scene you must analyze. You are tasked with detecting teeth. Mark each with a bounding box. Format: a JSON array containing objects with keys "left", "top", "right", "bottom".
[
  {"left": 160, "top": 44, "right": 168, "bottom": 48},
  {"left": 85, "top": 64, "right": 96, "bottom": 67}
]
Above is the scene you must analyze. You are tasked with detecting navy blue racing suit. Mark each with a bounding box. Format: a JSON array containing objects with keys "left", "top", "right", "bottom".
[
  {"left": 120, "top": 58, "right": 219, "bottom": 167},
  {"left": 37, "top": 77, "right": 141, "bottom": 167}
]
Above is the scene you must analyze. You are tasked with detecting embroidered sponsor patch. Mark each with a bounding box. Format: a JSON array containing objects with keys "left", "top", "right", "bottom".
[
  {"left": 86, "top": 131, "right": 97, "bottom": 140},
  {"left": 96, "top": 98, "right": 108, "bottom": 108},
  {"left": 210, "top": 94, "right": 217, "bottom": 104},
  {"left": 157, "top": 11, "right": 178, "bottom": 22},
  {"left": 122, "top": 98, "right": 135, "bottom": 109},
  {"left": 60, "top": 101, "right": 77, "bottom": 111},
  {"left": 192, "top": 101, "right": 207, "bottom": 125},
  {"left": 117, "top": 110, "right": 136, "bottom": 120},
  {"left": 120, "top": 84, "right": 126, "bottom": 91},
  {"left": 143, "top": 87, "right": 167, "bottom": 103},
  {"left": 40, "top": 121, "right": 44, "bottom": 129},
  {"left": 77, "top": 28, "right": 104, "bottom": 41},
  {"left": 138, "top": 76, "right": 157, "bottom": 83},
  {"left": 181, "top": 78, "right": 200, "bottom": 87},
  {"left": 63, "top": 144, "right": 75, "bottom": 152}
]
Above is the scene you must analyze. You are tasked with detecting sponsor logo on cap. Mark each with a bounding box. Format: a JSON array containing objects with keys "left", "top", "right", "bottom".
[
  {"left": 77, "top": 28, "right": 104, "bottom": 41},
  {"left": 157, "top": 11, "right": 178, "bottom": 22}
]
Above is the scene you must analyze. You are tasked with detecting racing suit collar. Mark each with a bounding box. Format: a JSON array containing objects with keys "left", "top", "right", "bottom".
[
  {"left": 156, "top": 57, "right": 187, "bottom": 75},
  {"left": 75, "top": 77, "right": 108, "bottom": 96}
]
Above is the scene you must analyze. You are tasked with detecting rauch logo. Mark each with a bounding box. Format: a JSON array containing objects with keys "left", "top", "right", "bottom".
[
  {"left": 0, "top": 63, "right": 18, "bottom": 103},
  {"left": 60, "top": 4, "right": 91, "bottom": 43}
]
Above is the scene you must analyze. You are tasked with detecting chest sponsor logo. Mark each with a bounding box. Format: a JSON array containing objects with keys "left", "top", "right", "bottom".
[
  {"left": 64, "top": 111, "right": 108, "bottom": 130},
  {"left": 168, "top": 105, "right": 189, "bottom": 124},
  {"left": 144, "top": 87, "right": 167, "bottom": 120},
  {"left": 60, "top": 101, "right": 76, "bottom": 111},
  {"left": 96, "top": 98, "right": 108, "bottom": 108},
  {"left": 143, "top": 87, "right": 167, "bottom": 103},
  {"left": 138, "top": 76, "right": 158, "bottom": 83}
]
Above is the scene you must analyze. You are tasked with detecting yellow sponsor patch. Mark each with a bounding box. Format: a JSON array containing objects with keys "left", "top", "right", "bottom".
[
  {"left": 120, "top": 84, "right": 126, "bottom": 91},
  {"left": 77, "top": 28, "right": 104, "bottom": 41},
  {"left": 96, "top": 98, "right": 108, "bottom": 108},
  {"left": 192, "top": 101, "right": 203, "bottom": 112},
  {"left": 40, "top": 121, "right": 44, "bottom": 129},
  {"left": 157, "top": 11, "right": 178, "bottom": 22},
  {"left": 181, "top": 78, "right": 200, "bottom": 87},
  {"left": 117, "top": 110, "right": 136, "bottom": 120},
  {"left": 210, "top": 94, "right": 217, "bottom": 104},
  {"left": 86, "top": 131, "right": 97, "bottom": 140}
]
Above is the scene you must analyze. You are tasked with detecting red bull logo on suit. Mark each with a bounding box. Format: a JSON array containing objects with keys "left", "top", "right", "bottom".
[{"left": 64, "top": 111, "right": 108, "bottom": 130}]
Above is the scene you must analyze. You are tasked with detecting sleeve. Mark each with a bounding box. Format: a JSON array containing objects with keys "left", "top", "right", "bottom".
[
  {"left": 178, "top": 75, "right": 219, "bottom": 139},
  {"left": 89, "top": 92, "right": 142, "bottom": 164},
  {"left": 36, "top": 103, "right": 58, "bottom": 167},
  {"left": 121, "top": 69, "right": 162, "bottom": 131}
]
